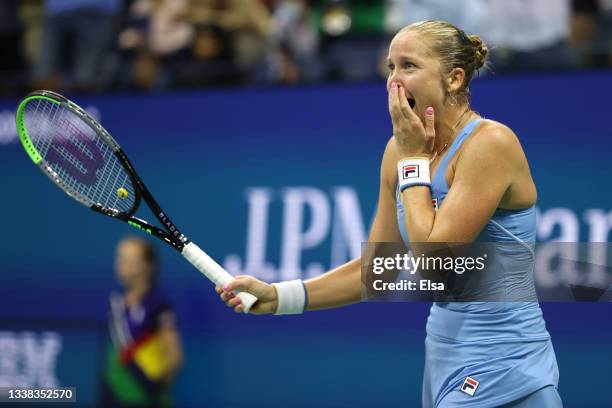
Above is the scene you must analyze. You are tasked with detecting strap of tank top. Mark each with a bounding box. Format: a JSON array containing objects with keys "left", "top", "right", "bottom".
[{"left": 433, "top": 118, "right": 482, "bottom": 186}]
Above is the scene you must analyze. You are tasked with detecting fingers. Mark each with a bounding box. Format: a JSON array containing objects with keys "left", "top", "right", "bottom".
[
  {"left": 223, "top": 275, "right": 252, "bottom": 293},
  {"left": 217, "top": 276, "right": 276, "bottom": 314},
  {"left": 227, "top": 295, "right": 243, "bottom": 313},
  {"left": 388, "top": 82, "right": 400, "bottom": 123},
  {"left": 425, "top": 106, "right": 435, "bottom": 138},
  {"left": 223, "top": 291, "right": 248, "bottom": 314},
  {"left": 218, "top": 276, "right": 256, "bottom": 312},
  {"left": 396, "top": 84, "right": 417, "bottom": 121},
  {"left": 215, "top": 286, "right": 235, "bottom": 300},
  {"left": 221, "top": 291, "right": 235, "bottom": 302},
  {"left": 388, "top": 83, "right": 420, "bottom": 127}
]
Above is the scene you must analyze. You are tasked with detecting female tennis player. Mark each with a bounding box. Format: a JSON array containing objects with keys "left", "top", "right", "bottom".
[{"left": 217, "top": 20, "right": 561, "bottom": 408}]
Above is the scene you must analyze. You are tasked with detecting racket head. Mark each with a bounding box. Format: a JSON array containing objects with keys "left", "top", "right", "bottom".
[{"left": 16, "top": 90, "right": 140, "bottom": 218}]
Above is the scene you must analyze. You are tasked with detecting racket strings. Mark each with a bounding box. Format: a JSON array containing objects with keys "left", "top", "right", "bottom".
[{"left": 24, "top": 99, "right": 137, "bottom": 214}]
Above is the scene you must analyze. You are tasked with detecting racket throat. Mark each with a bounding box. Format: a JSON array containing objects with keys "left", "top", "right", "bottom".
[{"left": 157, "top": 211, "right": 188, "bottom": 245}]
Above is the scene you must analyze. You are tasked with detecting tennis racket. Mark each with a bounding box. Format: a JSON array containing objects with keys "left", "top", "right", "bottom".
[{"left": 16, "top": 90, "right": 257, "bottom": 312}]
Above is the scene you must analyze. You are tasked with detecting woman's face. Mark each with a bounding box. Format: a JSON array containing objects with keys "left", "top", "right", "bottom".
[
  {"left": 115, "top": 240, "right": 152, "bottom": 287},
  {"left": 386, "top": 30, "right": 447, "bottom": 119}
]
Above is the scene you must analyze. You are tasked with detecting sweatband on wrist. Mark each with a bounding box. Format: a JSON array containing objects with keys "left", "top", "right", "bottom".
[
  {"left": 272, "top": 280, "right": 306, "bottom": 315},
  {"left": 397, "top": 158, "right": 431, "bottom": 192}
]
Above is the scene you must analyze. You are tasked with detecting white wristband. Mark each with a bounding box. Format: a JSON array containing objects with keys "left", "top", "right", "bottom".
[
  {"left": 272, "top": 280, "right": 306, "bottom": 315},
  {"left": 397, "top": 158, "right": 431, "bottom": 192}
]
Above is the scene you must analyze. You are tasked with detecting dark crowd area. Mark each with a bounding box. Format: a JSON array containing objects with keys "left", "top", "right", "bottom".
[{"left": 0, "top": 0, "right": 611, "bottom": 96}]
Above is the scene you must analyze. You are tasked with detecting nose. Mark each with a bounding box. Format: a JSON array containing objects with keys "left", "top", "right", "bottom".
[{"left": 387, "top": 72, "right": 402, "bottom": 92}]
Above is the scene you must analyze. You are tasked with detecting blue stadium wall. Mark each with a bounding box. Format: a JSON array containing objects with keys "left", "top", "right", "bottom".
[{"left": 0, "top": 71, "right": 611, "bottom": 407}]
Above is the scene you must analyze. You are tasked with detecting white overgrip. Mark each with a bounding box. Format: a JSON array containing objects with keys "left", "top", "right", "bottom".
[{"left": 181, "top": 242, "right": 258, "bottom": 313}]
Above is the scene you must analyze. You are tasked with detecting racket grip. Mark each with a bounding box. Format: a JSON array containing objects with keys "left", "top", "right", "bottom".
[{"left": 182, "top": 242, "right": 258, "bottom": 313}]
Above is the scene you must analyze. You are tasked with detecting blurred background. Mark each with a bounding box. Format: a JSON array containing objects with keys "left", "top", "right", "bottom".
[
  {"left": 1, "top": 1, "right": 612, "bottom": 407},
  {"left": 0, "top": 0, "right": 611, "bottom": 95}
]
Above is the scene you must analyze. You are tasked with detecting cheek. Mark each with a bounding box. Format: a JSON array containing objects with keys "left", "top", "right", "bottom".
[{"left": 410, "top": 74, "right": 444, "bottom": 101}]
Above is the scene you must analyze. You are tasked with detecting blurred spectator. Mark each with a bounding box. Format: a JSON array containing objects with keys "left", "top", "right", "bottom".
[
  {"left": 572, "top": 0, "right": 598, "bottom": 64},
  {"left": 172, "top": 0, "right": 271, "bottom": 87},
  {"left": 0, "top": 1, "right": 25, "bottom": 95},
  {"left": 479, "top": 0, "right": 580, "bottom": 73},
  {"left": 383, "top": 0, "right": 587, "bottom": 74},
  {"left": 317, "top": 0, "right": 387, "bottom": 82},
  {"left": 33, "top": 0, "right": 122, "bottom": 92},
  {"left": 101, "top": 237, "right": 183, "bottom": 408},
  {"left": 116, "top": 0, "right": 193, "bottom": 90},
  {"left": 572, "top": 0, "right": 612, "bottom": 67},
  {"left": 264, "top": 0, "right": 322, "bottom": 84},
  {"left": 1, "top": 0, "right": 611, "bottom": 95},
  {"left": 18, "top": 0, "right": 44, "bottom": 70},
  {"left": 384, "top": 0, "right": 486, "bottom": 35},
  {"left": 603, "top": 0, "right": 612, "bottom": 65}
]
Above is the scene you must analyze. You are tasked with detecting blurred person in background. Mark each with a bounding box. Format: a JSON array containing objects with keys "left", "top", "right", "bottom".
[
  {"left": 317, "top": 0, "right": 387, "bottom": 82},
  {"left": 384, "top": 0, "right": 486, "bottom": 38},
  {"left": 174, "top": 0, "right": 271, "bottom": 87},
  {"left": 571, "top": 0, "right": 612, "bottom": 68},
  {"left": 33, "top": 0, "right": 122, "bottom": 93},
  {"left": 18, "top": 0, "right": 44, "bottom": 74},
  {"left": 116, "top": 0, "right": 193, "bottom": 91},
  {"left": 383, "top": 0, "right": 582, "bottom": 74},
  {"left": 264, "top": 0, "right": 322, "bottom": 84},
  {"left": 101, "top": 237, "right": 183, "bottom": 408},
  {"left": 0, "top": 1, "right": 26, "bottom": 95},
  {"left": 479, "top": 0, "right": 580, "bottom": 73},
  {"left": 603, "top": 0, "right": 612, "bottom": 65}
]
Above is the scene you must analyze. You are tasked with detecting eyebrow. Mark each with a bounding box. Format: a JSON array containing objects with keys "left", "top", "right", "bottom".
[{"left": 386, "top": 55, "right": 420, "bottom": 65}]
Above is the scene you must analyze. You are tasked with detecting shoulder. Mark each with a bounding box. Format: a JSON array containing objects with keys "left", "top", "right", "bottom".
[
  {"left": 467, "top": 119, "right": 521, "bottom": 151},
  {"left": 458, "top": 119, "right": 525, "bottom": 167}
]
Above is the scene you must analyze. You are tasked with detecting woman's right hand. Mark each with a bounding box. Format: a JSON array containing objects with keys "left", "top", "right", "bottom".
[{"left": 216, "top": 275, "right": 278, "bottom": 314}]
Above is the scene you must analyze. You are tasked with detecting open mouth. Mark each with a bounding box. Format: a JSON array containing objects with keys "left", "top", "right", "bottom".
[{"left": 408, "top": 97, "right": 416, "bottom": 110}]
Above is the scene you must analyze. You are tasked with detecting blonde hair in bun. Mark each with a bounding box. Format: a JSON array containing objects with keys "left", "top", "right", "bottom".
[{"left": 401, "top": 20, "right": 489, "bottom": 104}]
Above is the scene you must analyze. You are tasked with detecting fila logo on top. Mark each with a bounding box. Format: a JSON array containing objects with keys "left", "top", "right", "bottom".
[
  {"left": 460, "top": 376, "right": 479, "bottom": 396},
  {"left": 402, "top": 165, "right": 419, "bottom": 179}
]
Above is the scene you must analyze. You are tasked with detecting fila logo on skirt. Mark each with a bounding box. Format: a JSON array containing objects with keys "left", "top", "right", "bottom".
[{"left": 460, "top": 376, "right": 479, "bottom": 396}]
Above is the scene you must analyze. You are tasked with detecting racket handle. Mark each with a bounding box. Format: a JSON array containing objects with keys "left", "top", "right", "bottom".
[{"left": 182, "top": 242, "right": 258, "bottom": 313}]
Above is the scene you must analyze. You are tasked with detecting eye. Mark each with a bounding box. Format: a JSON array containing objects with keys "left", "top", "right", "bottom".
[
  {"left": 387, "top": 63, "right": 395, "bottom": 72},
  {"left": 402, "top": 62, "right": 416, "bottom": 70}
]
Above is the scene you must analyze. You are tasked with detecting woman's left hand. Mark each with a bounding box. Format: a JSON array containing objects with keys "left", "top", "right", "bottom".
[{"left": 388, "top": 82, "right": 436, "bottom": 159}]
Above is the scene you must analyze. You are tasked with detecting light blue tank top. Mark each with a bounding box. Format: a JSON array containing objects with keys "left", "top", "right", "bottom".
[
  {"left": 395, "top": 118, "right": 550, "bottom": 341},
  {"left": 396, "top": 119, "right": 559, "bottom": 407}
]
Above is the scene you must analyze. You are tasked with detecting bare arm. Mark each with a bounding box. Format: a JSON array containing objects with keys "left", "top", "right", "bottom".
[
  {"left": 304, "top": 138, "right": 403, "bottom": 310},
  {"left": 218, "top": 138, "right": 403, "bottom": 313},
  {"left": 400, "top": 122, "right": 525, "bottom": 243}
]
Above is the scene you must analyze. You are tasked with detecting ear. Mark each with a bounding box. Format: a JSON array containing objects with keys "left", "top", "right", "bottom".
[{"left": 446, "top": 67, "right": 466, "bottom": 94}]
